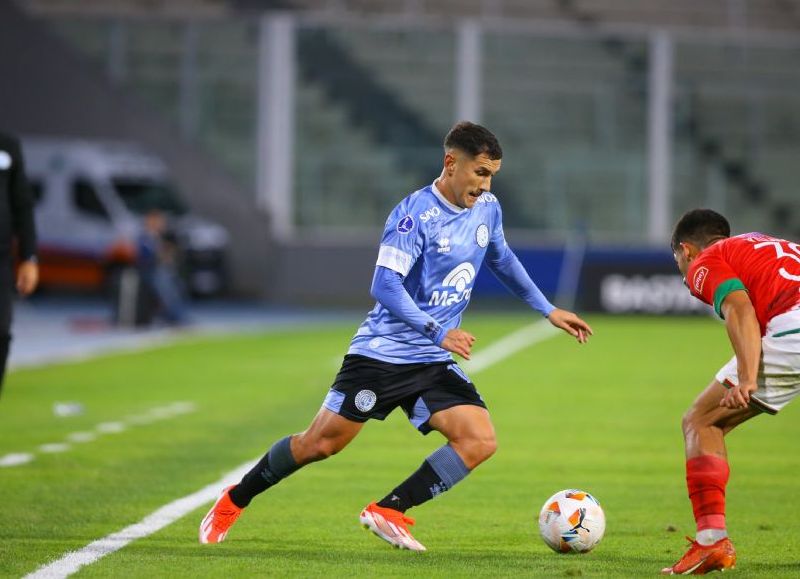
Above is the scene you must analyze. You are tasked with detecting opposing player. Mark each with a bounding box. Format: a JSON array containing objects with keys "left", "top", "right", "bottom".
[
  {"left": 663, "top": 209, "right": 800, "bottom": 574},
  {"left": 199, "top": 121, "right": 592, "bottom": 550}
]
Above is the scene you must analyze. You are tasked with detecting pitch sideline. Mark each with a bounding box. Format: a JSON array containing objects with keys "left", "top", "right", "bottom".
[
  {"left": 23, "top": 461, "right": 256, "bottom": 579},
  {"left": 23, "top": 319, "right": 558, "bottom": 579}
]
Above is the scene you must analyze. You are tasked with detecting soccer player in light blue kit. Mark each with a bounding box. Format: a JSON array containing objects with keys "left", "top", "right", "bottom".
[{"left": 200, "top": 121, "right": 593, "bottom": 549}]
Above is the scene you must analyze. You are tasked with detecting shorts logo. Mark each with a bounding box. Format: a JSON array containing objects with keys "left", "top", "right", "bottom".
[
  {"left": 397, "top": 215, "right": 414, "bottom": 234},
  {"left": 693, "top": 266, "right": 709, "bottom": 293},
  {"left": 355, "top": 389, "right": 377, "bottom": 412},
  {"left": 476, "top": 224, "right": 489, "bottom": 248}
]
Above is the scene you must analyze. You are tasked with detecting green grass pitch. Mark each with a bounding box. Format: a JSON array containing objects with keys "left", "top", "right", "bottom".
[{"left": 1, "top": 314, "right": 799, "bottom": 577}]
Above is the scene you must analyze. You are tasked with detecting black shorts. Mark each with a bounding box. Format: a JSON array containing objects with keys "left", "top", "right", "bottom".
[{"left": 322, "top": 354, "right": 487, "bottom": 435}]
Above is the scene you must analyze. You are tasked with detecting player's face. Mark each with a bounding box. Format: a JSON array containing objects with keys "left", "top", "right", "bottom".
[{"left": 444, "top": 151, "right": 502, "bottom": 209}]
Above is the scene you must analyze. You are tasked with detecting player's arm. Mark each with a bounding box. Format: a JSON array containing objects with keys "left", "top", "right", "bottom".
[
  {"left": 8, "top": 137, "right": 38, "bottom": 295},
  {"left": 486, "top": 244, "right": 593, "bottom": 343},
  {"left": 719, "top": 290, "right": 761, "bottom": 409},
  {"left": 370, "top": 266, "right": 475, "bottom": 359}
]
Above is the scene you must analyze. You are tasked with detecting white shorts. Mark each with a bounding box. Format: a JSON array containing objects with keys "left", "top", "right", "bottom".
[{"left": 715, "top": 309, "right": 800, "bottom": 415}]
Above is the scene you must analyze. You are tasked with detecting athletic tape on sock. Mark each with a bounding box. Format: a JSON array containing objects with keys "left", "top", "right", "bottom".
[
  {"left": 260, "top": 436, "right": 299, "bottom": 485},
  {"left": 427, "top": 444, "right": 470, "bottom": 491}
]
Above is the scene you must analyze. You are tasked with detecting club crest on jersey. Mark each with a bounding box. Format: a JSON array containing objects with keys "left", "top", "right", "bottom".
[
  {"left": 476, "top": 224, "right": 489, "bottom": 248},
  {"left": 397, "top": 215, "right": 414, "bottom": 234},
  {"left": 355, "top": 389, "right": 377, "bottom": 412},
  {"left": 693, "top": 266, "right": 709, "bottom": 293}
]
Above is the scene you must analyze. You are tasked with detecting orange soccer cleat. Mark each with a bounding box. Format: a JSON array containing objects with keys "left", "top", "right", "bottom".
[
  {"left": 359, "top": 502, "right": 427, "bottom": 551},
  {"left": 199, "top": 485, "right": 244, "bottom": 544},
  {"left": 662, "top": 536, "right": 736, "bottom": 575}
]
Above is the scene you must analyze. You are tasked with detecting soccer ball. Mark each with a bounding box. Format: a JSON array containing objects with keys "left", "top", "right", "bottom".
[{"left": 538, "top": 489, "right": 605, "bottom": 553}]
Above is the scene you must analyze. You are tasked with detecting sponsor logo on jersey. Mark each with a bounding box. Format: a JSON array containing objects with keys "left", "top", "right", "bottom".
[
  {"left": 476, "top": 192, "right": 497, "bottom": 204},
  {"left": 437, "top": 237, "right": 451, "bottom": 254},
  {"left": 429, "top": 262, "right": 475, "bottom": 306},
  {"left": 693, "top": 266, "right": 709, "bottom": 294},
  {"left": 397, "top": 215, "right": 414, "bottom": 234},
  {"left": 419, "top": 206, "right": 441, "bottom": 223},
  {"left": 476, "top": 224, "right": 489, "bottom": 248},
  {"left": 354, "top": 389, "right": 377, "bottom": 412}
]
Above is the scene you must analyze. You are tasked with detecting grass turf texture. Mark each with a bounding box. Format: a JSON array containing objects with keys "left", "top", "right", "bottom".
[{"left": 1, "top": 314, "right": 799, "bottom": 577}]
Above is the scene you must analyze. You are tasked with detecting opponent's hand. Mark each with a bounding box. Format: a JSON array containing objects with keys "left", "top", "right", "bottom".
[
  {"left": 720, "top": 381, "right": 757, "bottom": 409},
  {"left": 16, "top": 260, "right": 39, "bottom": 296},
  {"left": 441, "top": 328, "right": 476, "bottom": 360},
  {"left": 547, "top": 308, "right": 593, "bottom": 344}
]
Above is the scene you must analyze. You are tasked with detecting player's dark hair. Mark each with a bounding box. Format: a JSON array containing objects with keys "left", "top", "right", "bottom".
[
  {"left": 444, "top": 121, "right": 503, "bottom": 160},
  {"left": 670, "top": 209, "right": 731, "bottom": 251}
]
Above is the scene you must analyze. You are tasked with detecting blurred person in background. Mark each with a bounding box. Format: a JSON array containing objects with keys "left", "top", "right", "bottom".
[
  {"left": 665, "top": 209, "right": 800, "bottom": 574},
  {"left": 136, "top": 208, "right": 188, "bottom": 326},
  {"left": 0, "top": 132, "right": 38, "bottom": 399}
]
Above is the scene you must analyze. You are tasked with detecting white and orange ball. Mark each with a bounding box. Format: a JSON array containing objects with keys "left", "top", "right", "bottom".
[{"left": 538, "top": 489, "right": 605, "bottom": 553}]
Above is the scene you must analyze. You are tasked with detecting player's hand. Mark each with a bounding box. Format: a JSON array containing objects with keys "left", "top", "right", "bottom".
[
  {"left": 720, "top": 381, "right": 757, "bottom": 409},
  {"left": 547, "top": 308, "right": 593, "bottom": 344},
  {"left": 16, "top": 260, "right": 39, "bottom": 296},
  {"left": 441, "top": 328, "right": 476, "bottom": 360}
]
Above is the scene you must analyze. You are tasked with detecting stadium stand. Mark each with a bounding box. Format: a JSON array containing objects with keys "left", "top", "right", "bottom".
[{"left": 20, "top": 0, "right": 800, "bottom": 239}]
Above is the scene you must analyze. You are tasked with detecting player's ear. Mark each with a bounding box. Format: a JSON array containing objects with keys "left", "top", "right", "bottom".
[
  {"left": 444, "top": 150, "right": 457, "bottom": 176},
  {"left": 682, "top": 242, "right": 699, "bottom": 261}
]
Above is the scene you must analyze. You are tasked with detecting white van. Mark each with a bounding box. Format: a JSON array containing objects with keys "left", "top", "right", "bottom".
[{"left": 22, "top": 137, "right": 229, "bottom": 295}]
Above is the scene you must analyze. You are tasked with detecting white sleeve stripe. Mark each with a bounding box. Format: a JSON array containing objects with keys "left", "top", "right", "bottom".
[{"left": 376, "top": 245, "right": 412, "bottom": 276}]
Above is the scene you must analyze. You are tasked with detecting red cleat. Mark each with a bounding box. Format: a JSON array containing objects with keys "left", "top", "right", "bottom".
[
  {"left": 359, "top": 502, "right": 426, "bottom": 551},
  {"left": 199, "top": 485, "right": 243, "bottom": 544},
  {"left": 662, "top": 536, "right": 736, "bottom": 575}
]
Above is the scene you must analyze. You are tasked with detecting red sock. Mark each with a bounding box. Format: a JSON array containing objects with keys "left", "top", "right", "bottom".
[{"left": 686, "top": 455, "right": 730, "bottom": 531}]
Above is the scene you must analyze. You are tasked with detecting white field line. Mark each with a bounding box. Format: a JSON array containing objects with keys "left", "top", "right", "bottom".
[
  {"left": 0, "top": 402, "right": 196, "bottom": 469},
  {"left": 0, "top": 452, "right": 34, "bottom": 466},
  {"left": 21, "top": 321, "right": 559, "bottom": 578},
  {"left": 462, "top": 319, "right": 559, "bottom": 375},
  {"left": 23, "top": 460, "right": 255, "bottom": 579}
]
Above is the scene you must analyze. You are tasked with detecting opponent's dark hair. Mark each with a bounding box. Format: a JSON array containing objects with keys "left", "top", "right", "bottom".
[
  {"left": 444, "top": 121, "right": 503, "bottom": 160},
  {"left": 670, "top": 208, "right": 731, "bottom": 251}
]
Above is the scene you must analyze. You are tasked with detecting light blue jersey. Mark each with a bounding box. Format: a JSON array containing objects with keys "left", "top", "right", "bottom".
[{"left": 348, "top": 182, "right": 509, "bottom": 364}]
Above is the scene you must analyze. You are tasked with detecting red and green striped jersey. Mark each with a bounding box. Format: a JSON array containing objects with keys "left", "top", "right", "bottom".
[{"left": 686, "top": 233, "right": 800, "bottom": 335}]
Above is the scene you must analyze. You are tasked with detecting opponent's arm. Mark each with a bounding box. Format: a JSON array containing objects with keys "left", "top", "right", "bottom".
[
  {"left": 371, "top": 266, "right": 475, "bottom": 359},
  {"left": 487, "top": 247, "right": 593, "bottom": 343},
  {"left": 719, "top": 290, "right": 761, "bottom": 409}
]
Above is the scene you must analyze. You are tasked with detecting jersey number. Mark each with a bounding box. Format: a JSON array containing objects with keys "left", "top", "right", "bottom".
[{"left": 753, "top": 240, "right": 800, "bottom": 281}]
